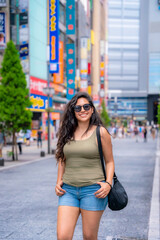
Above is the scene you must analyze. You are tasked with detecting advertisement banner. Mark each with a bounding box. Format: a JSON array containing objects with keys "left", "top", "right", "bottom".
[
  {"left": 19, "top": 0, "right": 28, "bottom": 11},
  {"left": 0, "top": 13, "right": 6, "bottom": 49},
  {"left": 21, "top": 58, "right": 29, "bottom": 73},
  {"left": 19, "top": 43, "right": 29, "bottom": 57},
  {"left": 66, "top": 43, "right": 75, "bottom": 90},
  {"left": 19, "top": 26, "right": 29, "bottom": 43},
  {"left": 30, "top": 76, "right": 47, "bottom": 96},
  {"left": 66, "top": 0, "right": 75, "bottom": 35},
  {"left": 67, "top": 88, "right": 75, "bottom": 100},
  {"left": 30, "top": 94, "right": 48, "bottom": 111},
  {"left": 53, "top": 41, "right": 63, "bottom": 84},
  {"left": 0, "top": 0, "right": 6, "bottom": 7},
  {"left": 49, "top": 0, "right": 59, "bottom": 73}
]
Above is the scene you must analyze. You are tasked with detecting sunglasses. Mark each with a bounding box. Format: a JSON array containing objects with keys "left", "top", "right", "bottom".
[{"left": 74, "top": 103, "right": 92, "bottom": 112}]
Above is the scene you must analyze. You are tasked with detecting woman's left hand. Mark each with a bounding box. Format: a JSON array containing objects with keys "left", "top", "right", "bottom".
[{"left": 94, "top": 182, "right": 112, "bottom": 198}]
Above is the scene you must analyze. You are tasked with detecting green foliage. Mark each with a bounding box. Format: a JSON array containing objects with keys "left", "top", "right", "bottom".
[
  {"left": 0, "top": 40, "right": 32, "bottom": 134},
  {"left": 157, "top": 101, "right": 160, "bottom": 128},
  {"left": 101, "top": 100, "right": 110, "bottom": 127}
]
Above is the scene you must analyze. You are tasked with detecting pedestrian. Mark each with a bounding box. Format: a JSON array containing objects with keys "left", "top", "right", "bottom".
[
  {"left": 55, "top": 92, "right": 115, "bottom": 240},
  {"left": 16, "top": 131, "right": 24, "bottom": 154},
  {"left": 143, "top": 126, "right": 147, "bottom": 142},
  {"left": 150, "top": 126, "right": 156, "bottom": 140},
  {"left": 37, "top": 128, "right": 43, "bottom": 148},
  {"left": 134, "top": 126, "right": 139, "bottom": 142},
  {"left": 25, "top": 129, "right": 31, "bottom": 146},
  {"left": 0, "top": 129, "right": 6, "bottom": 158}
]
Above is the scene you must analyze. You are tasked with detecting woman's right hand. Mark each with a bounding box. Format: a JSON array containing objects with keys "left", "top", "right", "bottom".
[{"left": 55, "top": 180, "right": 66, "bottom": 196}]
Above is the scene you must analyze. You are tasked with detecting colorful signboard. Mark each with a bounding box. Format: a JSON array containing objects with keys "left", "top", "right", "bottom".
[
  {"left": 66, "top": 0, "right": 75, "bottom": 35},
  {"left": 0, "top": 13, "right": 6, "bottom": 49},
  {"left": 66, "top": 43, "right": 76, "bottom": 90},
  {"left": 30, "top": 76, "right": 47, "bottom": 96},
  {"left": 19, "top": 43, "right": 29, "bottom": 57},
  {"left": 49, "top": 0, "right": 59, "bottom": 73},
  {"left": 30, "top": 94, "right": 48, "bottom": 111},
  {"left": 53, "top": 41, "right": 63, "bottom": 84},
  {"left": 67, "top": 88, "right": 75, "bottom": 100}
]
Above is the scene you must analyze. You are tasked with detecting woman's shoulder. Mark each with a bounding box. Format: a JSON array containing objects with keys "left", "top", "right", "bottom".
[{"left": 99, "top": 126, "right": 111, "bottom": 141}]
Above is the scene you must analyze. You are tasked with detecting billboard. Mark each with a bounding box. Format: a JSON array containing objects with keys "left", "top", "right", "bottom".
[
  {"left": 30, "top": 76, "right": 47, "bottom": 96},
  {"left": 19, "top": 26, "right": 29, "bottom": 43},
  {"left": 66, "top": 43, "right": 76, "bottom": 89},
  {"left": 0, "top": 13, "right": 6, "bottom": 49},
  {"left": 53, "top": 41, "right": 63, "bottom": 84},
  {"left": 49, "top": 0, "right": 59, "bottom": 73},
  {"left": 0, "top": 0, "right": 6, "bottom": 7},
  {"left": 66, "top": 0, "right": 75, "bottom": 35},
  {"left": 19, "top": 43, "right": 29, "bottom": 57},
  {"left": 21, "top": 59, "right": 29, "bottom": 73},
  {"left": 19, "top": 0, "right": 28, "bottom": 11},
  {"left": 30, "top": 94, "right": 48, "bottom": 111}
]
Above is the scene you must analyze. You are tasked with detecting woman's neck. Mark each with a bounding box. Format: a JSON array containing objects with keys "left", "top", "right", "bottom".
[{"left": 76, "top": 121, "right": 90, "bottom": 133}]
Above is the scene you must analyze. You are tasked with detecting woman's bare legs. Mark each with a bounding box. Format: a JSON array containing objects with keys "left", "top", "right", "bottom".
[
  {"left": 81, "top": 209, "right": 104, "bottom": 240},
  {"left": 57, "top": 206, "right": 80, "bottom": 240}
]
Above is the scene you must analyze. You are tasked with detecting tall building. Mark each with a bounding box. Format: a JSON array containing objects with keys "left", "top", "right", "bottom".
[
  {"left": 147, "top": 0, "right": 160, "bottom": 124},
  {"left": 107, "top": 0, "right": 148, "bottom": 121}
]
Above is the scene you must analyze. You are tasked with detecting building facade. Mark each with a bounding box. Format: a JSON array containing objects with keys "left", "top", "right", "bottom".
[{"left": 107, "top": 0, "right": 148, "bottom": 121}]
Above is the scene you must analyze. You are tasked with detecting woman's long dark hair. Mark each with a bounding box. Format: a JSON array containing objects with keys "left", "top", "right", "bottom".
[{"left": 55, "top": 92, "right": 104, "bottom": 162}]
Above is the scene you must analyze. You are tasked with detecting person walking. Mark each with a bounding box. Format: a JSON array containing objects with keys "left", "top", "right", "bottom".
[
  {"left": 37, "top": 128, "right": 43, "bottom": 148},
  {"left": 143, "top": 126, "right": 147, "bottom": 142},
  {"left": 55, "top": 92, "right": 115, "bottom": 240},
  {"left": 16, "top": 131, "right": 24, "bottom": 154},
  {"left": 0, "top": 129, "right": 6, "bottom": 158}
]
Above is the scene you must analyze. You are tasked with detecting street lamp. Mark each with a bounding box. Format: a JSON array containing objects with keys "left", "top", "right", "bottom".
[{"left": 42, "top": 87, "right": 55, "bottom": 154}]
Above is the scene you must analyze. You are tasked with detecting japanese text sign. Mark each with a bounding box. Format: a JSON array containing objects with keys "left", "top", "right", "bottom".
[
  {"left": 66, "top": 0, "right": 75, "bottom": 35},
  {"left": 66, "top": 43, "right": 75, "bottom": 90},
  {"left": 49, "top": 0, "right": 59, "bottom": 73}
]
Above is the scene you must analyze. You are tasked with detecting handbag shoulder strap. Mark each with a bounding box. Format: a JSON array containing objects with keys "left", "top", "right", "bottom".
[{"left": 96, "top": 125, "right": 117, "bottom": 180}]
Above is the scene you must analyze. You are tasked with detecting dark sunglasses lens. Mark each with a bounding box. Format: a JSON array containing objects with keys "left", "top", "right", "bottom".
[
  {"left": 74, "top": 105, "right": 81, "bottom": 112},
  {"left": 83, "top": 104, "right": 91, "bottom": 111}
]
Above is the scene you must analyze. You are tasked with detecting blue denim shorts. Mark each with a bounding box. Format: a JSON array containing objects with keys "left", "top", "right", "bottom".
[{"left": 58, "top": 182, "right": 108, "bottom": 211}]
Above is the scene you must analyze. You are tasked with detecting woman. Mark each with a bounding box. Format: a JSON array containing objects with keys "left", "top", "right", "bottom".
[{"left": 55, "top": 92, "right": 115, "bottom": 240}]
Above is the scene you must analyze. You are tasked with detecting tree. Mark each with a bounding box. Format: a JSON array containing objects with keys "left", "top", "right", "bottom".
[
  {"left": 0, "top": 41, "right": 32, "bottom": 160},
  {"left": 157, "top": 100, "right": 160, "bottom": 129},
  {"left": 101, "top": 100, "right": 110, "bottom": 127}
]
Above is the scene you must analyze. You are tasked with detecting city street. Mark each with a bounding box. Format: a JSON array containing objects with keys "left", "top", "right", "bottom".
[{"left": 0, "top": 136, "right": 159, "bottom": 240}]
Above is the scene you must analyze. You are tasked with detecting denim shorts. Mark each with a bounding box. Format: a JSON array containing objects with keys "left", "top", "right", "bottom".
[{"left": 58, "top": 182, "right": 108, "bottom": 211}]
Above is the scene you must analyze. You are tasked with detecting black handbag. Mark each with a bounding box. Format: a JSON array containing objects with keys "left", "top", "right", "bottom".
[{"left": 96, "top": 126, "right": 128, "bottom": 211}]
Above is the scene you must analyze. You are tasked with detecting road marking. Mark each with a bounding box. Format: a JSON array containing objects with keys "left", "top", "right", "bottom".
[
  {"left": 148, "top": 136, "right": 160, "bottom": 240},
  {"left": 0, "top": 156, "right": 54, "bottom": 171}
]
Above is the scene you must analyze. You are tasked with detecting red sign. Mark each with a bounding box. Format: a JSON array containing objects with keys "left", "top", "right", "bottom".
[{"left": 30, "top": 76, "right": 47, "bottom": 96}]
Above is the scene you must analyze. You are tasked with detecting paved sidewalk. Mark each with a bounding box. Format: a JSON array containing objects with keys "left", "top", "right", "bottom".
[{"left": 0, "top": 138, "right": 57, "bottom": 170}]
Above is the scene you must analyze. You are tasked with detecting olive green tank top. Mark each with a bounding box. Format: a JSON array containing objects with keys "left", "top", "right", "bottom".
[{"left": 63, "top": 128, "right": 105, "bottom": 187}]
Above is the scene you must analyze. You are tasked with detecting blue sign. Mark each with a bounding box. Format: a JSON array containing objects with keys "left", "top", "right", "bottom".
[
  {"left": 66, "top": 0, "right": 75, "bottom": 35},
  {"left": 0, "top": 13, "right": 6, "bottom": 49},
  {"left": 19, "top": 43, "right": 29, "bottom": 57},
  {"left": 67, "top": 88, "right": 75, "bottom": 100},
  {"left": 49, "top": 0, "right": 59, "bottom": 73},
  {"left": 66, "top": 43, "right": 75, "bottom": 91},
  {"left": 30, "top": 94, "right": 48, "bottom": 111}
]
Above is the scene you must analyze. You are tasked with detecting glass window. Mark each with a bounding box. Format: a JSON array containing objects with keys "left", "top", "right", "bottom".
[
  {"left": 10, "top": 13, "right": 15, "bottom": 25},
  {"left": 59, "top": 3, "right": 65, "bottom": 25},
  {"left": 123, "top": 9, "right": 140, "bottom": 18},
  {"left": 108, "top": 9, "right": 122, "bottom": 17},
  {"left": 122, "top": 61, "right": 138, "bottom": 74}
]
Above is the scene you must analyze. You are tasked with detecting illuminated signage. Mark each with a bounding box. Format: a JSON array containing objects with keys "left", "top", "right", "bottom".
[
  {"left": 66, "top": 0, "right": 75, "bottom": 35},
  {"left": 66, "top": 43, "right": 75, "bottom": 100},
  {"left": 49, "top": 0, "right": 59, "bottom": 73},
  {"left": 30, "top": 94, "right": 48, "bottom": 111}
]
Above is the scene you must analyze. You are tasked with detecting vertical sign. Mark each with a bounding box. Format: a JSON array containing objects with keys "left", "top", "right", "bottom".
[
  {"left": 66, "top": 43, "right": 75, "bottom": 100},
  {"left": 0, "top": 13, "right": 6, "bottom": 49},
  {"left": 66, "top": 0, "right": 75, "bottom": 35},
  {"left": 53, "top": 41, "right": 63, "bottom": 84},
  {"left": 49, "top": 0, "right": 59, "bottom": 73}
]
